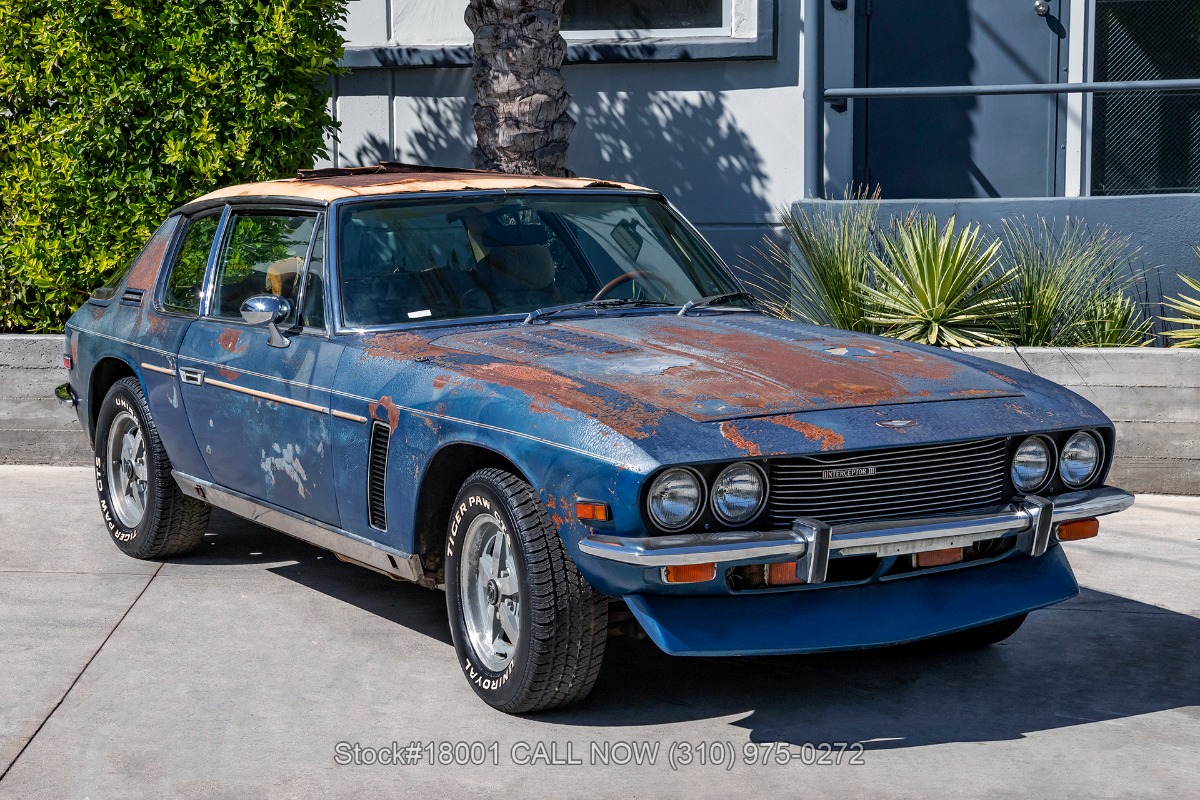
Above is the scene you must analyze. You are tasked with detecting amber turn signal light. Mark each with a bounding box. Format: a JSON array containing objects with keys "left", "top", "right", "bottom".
[
  {"left": 1057, "top": 518, "right": 1099, "bottom": 541},
  {"left": 574, "top": 500, "right": 611, "bottom": 522},
  {"left": 662, "top": 563, "right": 717, "bottom": 583},
  {"left": 914, "top": 548, "right": 964, "bottom": 568},
  {"left": 766, "top": 561, "right": 804, "bottom": 586}
]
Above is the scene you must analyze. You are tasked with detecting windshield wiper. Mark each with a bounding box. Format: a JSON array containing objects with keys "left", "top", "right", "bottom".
[
  {"left": 678, "top": 291, "right": 759, "bottom": 316},
  {"left": 524, "top": 298, "right": 672, "bottom": 324}
]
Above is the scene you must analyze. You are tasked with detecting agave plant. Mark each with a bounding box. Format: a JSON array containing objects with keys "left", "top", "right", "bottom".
[
  {"left": 863, "top": 215, "right": 1013, "bottom": 347},
  {"left": 1161, "top": 271, "right": 1200, "bottom": 348},
  {"left": 999, "top": 217, "right": 1151, "bottom": 347},
  {"left": 748, "top": 189, "right": 879, "bottom": 331}
]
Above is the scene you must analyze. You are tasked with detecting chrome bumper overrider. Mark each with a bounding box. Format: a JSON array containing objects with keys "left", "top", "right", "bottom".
[{"left": 578, "top": 486, "right": 1134, "bottom": 585}]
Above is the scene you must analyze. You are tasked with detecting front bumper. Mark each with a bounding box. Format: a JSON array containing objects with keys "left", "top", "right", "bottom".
[{"left": 578, "top": 486, "right": 1134, "bottom": 585}]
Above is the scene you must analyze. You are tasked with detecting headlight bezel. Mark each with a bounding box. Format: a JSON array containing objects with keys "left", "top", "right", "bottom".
[
  {"left": 1011, "top": 435, "right": 1056, "bottom": 494},
  {"left": 645, "top": 466, "right": 706, "bottom": 531},
  {"left": 1059, "top": 429, "right": 1104, "bottom": 489},
  {"left": 709, "top": 461, "right": 769, "bottom": 526}
]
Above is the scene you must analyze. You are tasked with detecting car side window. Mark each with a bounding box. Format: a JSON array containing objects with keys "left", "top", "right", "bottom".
[
  {"left": 299, "top": 223, "right": 326, "bottom": 329},
  {"left": 163, "top": 214, "right": 220, "bottom": 314},
  {"left": 210, "top": 212, "right": 316, "bottom": 323}
]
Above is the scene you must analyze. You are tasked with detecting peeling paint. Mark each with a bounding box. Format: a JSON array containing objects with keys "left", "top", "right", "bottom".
[
  {"left": 217, "top": 366, "right": 239, "bottom": 381},
  {"left": 217, "top": 328, "right": 247, "bottom": 354},
  {"left": 261, "top": 443, "right": 309, "bottom": 498},
  {"left": 369, "top": 395, "right": 402, "bottom": 429},
  {"left": 720, "top": 421, "right": 762, "bottom": 457},
  {"left": 770, "top": 417, "right": 846, "bottom": 451}
]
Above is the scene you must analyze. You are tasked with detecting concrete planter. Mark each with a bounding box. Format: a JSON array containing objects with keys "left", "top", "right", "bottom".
[
  {"left": 967, "top": 347, "right": 1200, "bottom": 496},
  {"left": 2, "top": 335, "right": 1197, "bottom": 493},
  {"left": 0, "top": 334, "right": 85, "bottom": 465}
]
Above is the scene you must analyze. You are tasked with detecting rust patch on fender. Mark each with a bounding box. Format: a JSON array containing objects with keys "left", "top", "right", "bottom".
[
  {"left": 770, "top": 417, "right": 846, "bottom": 451},
  {"left": 720, "top": 422, "right": 762, "bottom": 457},
  {"left": 217, "top": 328, "right": 247, "bottom": 354},
  {"left": 146, "top": 313, "right": 169, "bottom": 338},
  {"left": 363, "top": 332, "right": 445, "bottom": 362},
  {"left": 369, "top": 395, "right": 402, "bottom": 429},
  {"left": 216, "top": 367, "right": 239, "bottom": 381},
  {"left": 987, "top": 370, "right": 1019, "bottom": 386},
  {"left": 950, "top": 388, "right": 999, "bottom": 397},
  {"left": 432, "top": 374, "right": 450, "bottom": 390}
]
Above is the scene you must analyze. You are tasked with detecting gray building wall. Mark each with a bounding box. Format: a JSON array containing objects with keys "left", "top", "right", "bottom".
[
  {"left": 325, "top": 1, "right": 1200, "bottom": 294},
  {"left": 323, "top": 0, "right": 800, "bottom": 279}
]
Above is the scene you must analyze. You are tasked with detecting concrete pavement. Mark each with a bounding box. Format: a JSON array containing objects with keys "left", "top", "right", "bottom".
[{"left": 0, "top": 466, "right": 1196, "bottom": 799}]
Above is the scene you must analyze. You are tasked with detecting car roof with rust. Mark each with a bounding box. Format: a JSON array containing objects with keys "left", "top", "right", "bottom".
[{"left": 179, "top": 163, "right": 652, "bottom": 211}]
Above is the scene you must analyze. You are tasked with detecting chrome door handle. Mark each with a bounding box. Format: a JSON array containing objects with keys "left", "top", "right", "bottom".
[{"left": 179, "top": 367, "right": 205, "bottom": 386}]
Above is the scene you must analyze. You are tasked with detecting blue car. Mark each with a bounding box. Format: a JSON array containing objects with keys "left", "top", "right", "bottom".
[{"left": 59, "top": 164, "right": 1134, "bottom": 713}]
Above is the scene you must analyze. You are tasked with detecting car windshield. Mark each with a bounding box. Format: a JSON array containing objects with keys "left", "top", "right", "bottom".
[{"left": 336, "top": 193, "right": 745, "bottom": 327}]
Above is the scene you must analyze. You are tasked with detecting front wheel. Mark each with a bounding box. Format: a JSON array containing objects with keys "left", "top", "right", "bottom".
[{"left": 445, "top": 468, "right": 608, "bottom": 713}]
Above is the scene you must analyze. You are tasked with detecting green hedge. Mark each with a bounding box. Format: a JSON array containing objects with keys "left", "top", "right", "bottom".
[{"left": 0, "top": 0, "right": 346, "bottom": 332}]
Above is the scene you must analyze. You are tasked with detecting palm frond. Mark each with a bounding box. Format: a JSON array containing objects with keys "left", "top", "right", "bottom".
[
  {"left": 864, "top": 215, "right": 1013, "bottom": 347},
  {"left": 746, "top": 188, "right": 879, "bottom": 331},
  {"left": 1161, "top": 271, "right": 1200, "bottom": 348}
]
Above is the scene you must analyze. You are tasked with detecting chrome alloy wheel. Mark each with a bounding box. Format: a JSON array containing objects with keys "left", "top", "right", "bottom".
[
  {"left": 106, "top": 410, "right": 148, "bottom": 528},
  {"left": 459, "top": 514, "right": 522, "bottom": 671}
]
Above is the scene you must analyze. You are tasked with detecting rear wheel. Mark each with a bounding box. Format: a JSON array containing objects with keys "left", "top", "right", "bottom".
[
  {"left": 445, "top": 468, "right": 608, "bottom": 713},
  {"left": 94, "top": 376, "right": 210, "bottom": 559},
  {"left": 929, "top": 614, "right": 1028, "bottom": 650}
]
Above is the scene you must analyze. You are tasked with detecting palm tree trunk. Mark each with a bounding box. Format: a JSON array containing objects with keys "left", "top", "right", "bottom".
[{"left": 465, "top": 0, "right": 575, "bottom": 177}]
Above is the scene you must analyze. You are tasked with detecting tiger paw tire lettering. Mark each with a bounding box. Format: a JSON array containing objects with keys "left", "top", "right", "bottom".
[
  {"left": 94, "top": 376, "right": 211, "bottom": 559},
  {"left": 444, "top": 468, "right": 608, "bottom": 713}
]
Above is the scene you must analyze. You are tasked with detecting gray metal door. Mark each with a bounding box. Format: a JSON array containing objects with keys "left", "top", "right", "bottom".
[{"left": 855, "top": 0, "right": 1066, "bottom": 198}]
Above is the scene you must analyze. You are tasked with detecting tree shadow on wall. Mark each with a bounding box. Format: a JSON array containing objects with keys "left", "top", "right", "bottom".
[{"left": 385, "top": 87, "right": 775, "bottom": 281}]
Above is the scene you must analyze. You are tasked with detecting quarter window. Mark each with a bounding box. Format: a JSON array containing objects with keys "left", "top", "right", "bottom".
[
  {"left": 163, "top": 214, "right": 220, "bottom": 314},
  {"left": 210, "top": 212, "right": 317, "bottom": 323}
]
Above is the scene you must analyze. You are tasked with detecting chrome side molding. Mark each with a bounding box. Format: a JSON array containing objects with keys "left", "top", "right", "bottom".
[
  {"left": 579, "top": 486, "right": 1136, "bottom": 585},
  {"left": 172, "top": 471, "right": 426, "bottom": 584}
]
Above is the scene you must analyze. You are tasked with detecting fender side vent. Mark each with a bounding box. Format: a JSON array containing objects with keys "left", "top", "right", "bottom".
[
  {"left": 367, "top": 421, "right": 391, "bottom": 531},
  {"left": 120, "top": 288, "right": 145, "bottom": 306}
]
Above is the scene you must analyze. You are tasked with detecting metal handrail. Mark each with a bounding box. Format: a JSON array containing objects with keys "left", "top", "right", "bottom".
[{"left": 825, "top": 78, "right": 1200, "bottom": 100}]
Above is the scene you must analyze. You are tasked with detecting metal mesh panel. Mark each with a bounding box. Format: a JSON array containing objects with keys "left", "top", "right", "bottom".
[{"left": 1092, "top": 0, "right": 1200, "bottom": 195}]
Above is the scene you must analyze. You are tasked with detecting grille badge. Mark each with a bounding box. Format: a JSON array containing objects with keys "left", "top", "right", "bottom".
[
  {"left": 822, "top": 467, "right": 877, "bottom": 480},
  {"left": 876, "top": 419, "right": 917, "bottom": 429}
]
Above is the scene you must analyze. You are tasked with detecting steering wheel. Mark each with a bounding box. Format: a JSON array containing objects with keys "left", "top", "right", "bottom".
[{"left": 592, "top": 270, "right": 675, "bottom": 302}]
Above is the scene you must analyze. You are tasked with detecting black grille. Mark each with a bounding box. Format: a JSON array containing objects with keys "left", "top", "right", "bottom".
[
  {"left": 767, "top": 438, "right": 1008, "bottom": 527},
  {"left": 367, "top": 422, "right": 390, "bottom": 530}
]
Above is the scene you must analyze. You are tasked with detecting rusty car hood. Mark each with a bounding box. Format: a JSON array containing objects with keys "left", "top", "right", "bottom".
[{"left": 421, "top": 314, "right": 1023, "bottom": 423}]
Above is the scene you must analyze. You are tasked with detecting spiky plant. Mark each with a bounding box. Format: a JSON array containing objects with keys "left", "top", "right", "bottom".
[
  {"left": 863, "top": 215, "right": 1013, "bottom": 347},
  {"left": 748, "top": 189, "right": 879, "bottom": 331},
  {"left": 999, "top": 217, "right": 1151, "bottom": 347},
  {"left": 1161, "top": 271, "right": 1200, "bottom": 348}
]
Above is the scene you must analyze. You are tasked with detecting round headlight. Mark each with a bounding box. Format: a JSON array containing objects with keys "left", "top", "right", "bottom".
[
  {"left": 711, "top": 462, "right": 767, "bottom": 525},
  {"left": 1012, "top": 436, "right": 1053, "bottom": 493},
  {"left": 647, "top": 468, "right": 704, "bottom": 530},
  {"left": 1060, "top": 431, "right": 1101, "bottom": 488}
]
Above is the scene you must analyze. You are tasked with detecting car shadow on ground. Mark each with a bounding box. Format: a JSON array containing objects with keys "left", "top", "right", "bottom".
[{"left": 180, "top": 511, "right": 1199, "bottom": 750}]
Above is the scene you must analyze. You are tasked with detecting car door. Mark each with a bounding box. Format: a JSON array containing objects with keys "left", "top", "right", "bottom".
[{"left": 176, "top": 205, "right": 344, "bottom": 526}]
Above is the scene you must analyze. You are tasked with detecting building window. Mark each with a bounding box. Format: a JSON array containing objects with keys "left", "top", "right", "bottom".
[
  {"left": 563, "top": 0, "right": 735, "bottom": 38},
  {"left": 1091, "top": 0, "right": 1200, "bottom": 195}
]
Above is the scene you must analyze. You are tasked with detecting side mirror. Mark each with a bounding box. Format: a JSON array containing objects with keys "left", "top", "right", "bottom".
[{"left": 240, "top": 294, "right": 292, "bottom": 348}]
